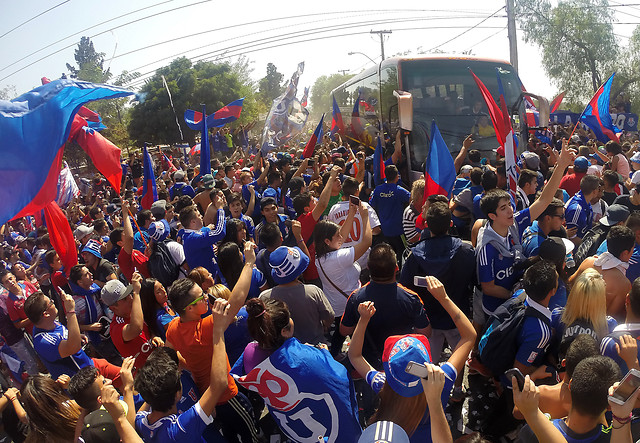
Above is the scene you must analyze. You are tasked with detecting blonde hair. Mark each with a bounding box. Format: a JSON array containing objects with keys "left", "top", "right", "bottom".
[
  {"left": 210, "top": 283, "right": 231, "bottom": 301},
  {"left": 410, "top": 179, "right": 425, "bottom": 209},
  {"left": 562, "top": 268, "right": 608, "bottom": 339}
]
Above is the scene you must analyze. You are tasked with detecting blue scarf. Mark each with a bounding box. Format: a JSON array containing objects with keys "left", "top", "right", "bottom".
[{"left": 69, "top": 282, "right": 101, "bottom": 345}]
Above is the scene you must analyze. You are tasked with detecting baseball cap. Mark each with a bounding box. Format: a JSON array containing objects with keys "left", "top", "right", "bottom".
[
  {"left": 74, "top": 224, "right": 94, "bottom": 241},
  {"left": 573, "top": 156, "right": 589, "bottom": 171},
  {"left": 202, "top": 174, "right": 214, "bottom": 190},
  {"left": 495, "top": 146, "right": 505, "bottom": 157},
  {"left": 357, "top": 421, "right": 410, "bottom": 443},
  {"left": 522, "top": 151, "right": 540, "bottom": 170},
  {"left": 80, "top": 410, "right": 119, "bottom": 443},
  {"left": 382, "top": 334, "right": 432, "bottom": 397},
  {"left": 599, "top": 204, "right": 630, "bottom": 227},
  {"left": 174, "top": 170, "right": 186, "bottom": 181},
  {"left": 147, "top": 219, "right": 170, "bottom": 242},
  {"left": 460, "top": 165, "right": 473, "bottom": 174},
  {"left": 101, "top": 280, "right": 134, "bottom": 306},
  {"left": 269, "top": 246, "right": 310, "bottom": 285},
  {"left": 539, "top": 237, "right": 574, "bottom": 263},
  {"left": 631, "top": 152, "right": 640, "bottom": 164}
]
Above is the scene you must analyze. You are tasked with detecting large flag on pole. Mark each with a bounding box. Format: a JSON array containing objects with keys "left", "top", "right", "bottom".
[
  {"left": 351, "top": 88, "right": 364, "bottom": 139},
  {"left": 469, "top": 69, "right": 507, "bottom": 149},
  {"left": 373, "top": 136, "right": 386, "bottom": 186},
  {"left": 579, "top": 74, "right": 620, "bottom": 143},
  {"left": 330, "top": 94, "right": 344, "bottom": 137},
  {"left": 184, "top": 104, "right": 211, "bottom": 176},
  {"left": 140, "top": 144, "right": 158, "bottom": 210},
  {"left": 424, "top": 120, "right": 455, "bottom": 200},
  {"left": 496, "top": 69, "right": 519, "bottom": 203},
  {"left": 550, "top": 91, "right": 565, "bottom": 113},
  {"left": 302, "top": 114, "right": 324, "bottom": 159}
]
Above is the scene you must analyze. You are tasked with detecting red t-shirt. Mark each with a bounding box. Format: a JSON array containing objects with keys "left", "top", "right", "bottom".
[
  {"left": 298, "top": 211, "right": 319, "bottom": 281},
  {"left": 559, "top": 172, "right": 586, "bottom": 197},
  {"left": 118, "top": 248, "right": 150, "bottom": 282},
  {"left": 109, "top": 316, "right": 154, "bottom": 369},
  {"left": 165, "top": 316, "right": 237, "bottom": 404},
  {"left": 6, "top": 282, "right": 38, "bottom": 335}
]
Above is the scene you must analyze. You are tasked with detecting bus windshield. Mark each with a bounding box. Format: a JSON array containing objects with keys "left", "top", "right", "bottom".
[{"left": 400, "top": 58, "right": 523, "bottom": 169}]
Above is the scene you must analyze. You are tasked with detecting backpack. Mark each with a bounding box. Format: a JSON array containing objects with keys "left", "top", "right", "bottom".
[
  {"left": 148, "top": 241, "right": 181, "bottom": 288},
  {"left": 572, "top": 224, "right": 609, "bottom": 268},
  {"left": 477, "top": 293, "right": 548, "bottom": 378}
]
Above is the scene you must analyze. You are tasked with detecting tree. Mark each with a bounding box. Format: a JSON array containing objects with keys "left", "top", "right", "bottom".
[
  {"left": 128, "top": 57, "right": 258, "bottom": 145},
  {"left": 309, "top": 73, "right": 354, "bottom": 118},
  {"left": 258, "top": 63, "right": 284, "bottom": 105},
  {"left": 515, "top": 0, "right": 619, "bottom": 101},
  {"left": 66, "top": 36, "right": 111, "bottom": 83},
  {"left": 0, "top": 85, "right": 17, "bottom": 100}
]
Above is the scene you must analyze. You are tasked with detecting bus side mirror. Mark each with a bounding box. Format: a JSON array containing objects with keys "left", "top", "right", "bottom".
[
  {"left": 523, "top": 92, "right": 550, "bottom": 129},
  {"left": 393, "top": 90, "right": 413, "bottom": 131}
]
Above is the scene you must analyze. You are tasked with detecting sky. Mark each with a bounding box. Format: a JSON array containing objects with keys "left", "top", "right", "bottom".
[{"left": 0, "top": 0, "right": 638, "bottom": 105}]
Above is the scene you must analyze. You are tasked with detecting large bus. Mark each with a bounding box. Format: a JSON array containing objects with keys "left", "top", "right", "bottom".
[{"left": 331, "top": 56, "right": 529, "bottom": 182}]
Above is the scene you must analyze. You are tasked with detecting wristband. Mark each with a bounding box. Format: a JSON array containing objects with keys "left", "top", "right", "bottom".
[
  {"left": 66, "top": 310, "right": 76, "bottom": 315},
  {"left": 7, "top": 396, "right": 15, "bottom": 402},
  {"left": 612, "top": 413, "right": 633, "bottom": 424}
]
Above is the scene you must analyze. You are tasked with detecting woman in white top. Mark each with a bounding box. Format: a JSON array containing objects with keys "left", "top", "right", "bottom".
[
  {"left": 606, "top": 141, "right": 630, "bottom": 178},
  {"left": 314, "top": 200, "right": 372, "bottom": 355}
]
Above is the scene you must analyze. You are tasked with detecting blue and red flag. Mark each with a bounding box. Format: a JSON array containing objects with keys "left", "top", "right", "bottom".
[
  {"left": 303, "top": 114, "right": 324, "bottom": 159},
  {"left": 0, "top": 78, "right": 132, "bottom": 226},
  {"left": 184, "top": 98, "right": 245, "bottom": 129},
  {"left": 185, "top": 104, "right": 212, "bottom": 176},
  {"left": 330, "top": 94, "right": 344, "bottom": 137},
  {"left": 351, "top": 88, "right": 364, "bottom": 139},
  {"left": 75, "top": 125, "right": 123, "bottom": 194},
  {"left": 373, "top": 136, "right": 386, "bottom": 186},
  {"left": 424, "top": 120, "right": 455, "bottom": 200},
  {"left": 140, "top": 145, "right": 158, "bottom": 210},
  {"left": 579, "top": 74, "right": 620, "bottom": 143},
  {"left": 300, "top": 87, "right": 309, "bottom": 108},
  {"left": 469, "top": 69, "right": 507, "bottom": 149},
  {"left": 232, "top": 338, "right": 362, "bottom": 443}
]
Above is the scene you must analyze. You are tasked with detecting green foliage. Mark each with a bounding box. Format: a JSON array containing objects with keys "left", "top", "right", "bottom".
[
  {"left": 258, "top": 63, "right": 284, "bottom": 105},
  {"left": 515, "top": 0, "right": 618, "bottom": 102},
  {"left": 309, "top": 73, "right": 354, "bottom": 118},
  {"left": 66, "top": 36, "right": 111, "bottom": 83},
  {"left": 0, "top": 85, "right": 17, "bottom": 100},
  {"left": 128, "top": 57, "right": 257, "bottom": 145}
]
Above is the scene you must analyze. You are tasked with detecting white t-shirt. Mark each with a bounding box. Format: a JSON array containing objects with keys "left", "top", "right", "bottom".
[
  {"left": 327, "top": 200, "right": 381, "bottom": 268},
  {"left": 316, "top": 247, "right": 361, "bottom": 316},
  {"left": 166, "top": 241, "right": 187, "bottom": 279}
]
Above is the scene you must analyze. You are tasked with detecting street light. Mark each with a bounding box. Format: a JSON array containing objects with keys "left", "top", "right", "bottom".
[{"left": 348, "top": 51, "right": 376, "bottom": 65}]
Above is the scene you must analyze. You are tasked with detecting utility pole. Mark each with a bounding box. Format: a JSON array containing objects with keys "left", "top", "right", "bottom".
[
  {"left": 370, "top": 30, "right": 392, "bottom": 61},
  {"left": 506, "top": 0, "right": 518, "bottom": 72},
  {"left": 338, "top": 69, "right": 350, "bottom": 75}
]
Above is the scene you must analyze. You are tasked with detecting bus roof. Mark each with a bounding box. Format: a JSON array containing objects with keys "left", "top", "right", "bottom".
[{"left": 332, "top": 55, "right": 513, "bottom": 93}]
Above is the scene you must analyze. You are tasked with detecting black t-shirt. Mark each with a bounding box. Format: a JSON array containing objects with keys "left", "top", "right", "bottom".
[
  {"left": 603, "top": 190, "right": 618, "bottom": 206},
  {"left": 92, "top": 258, "right": 115, "bottom": 283},
  {"left": 613, "top": 194, "right": 640, "bottom": 213}
]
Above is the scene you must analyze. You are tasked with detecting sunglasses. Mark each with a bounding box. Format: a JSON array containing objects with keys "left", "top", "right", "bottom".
[{"left": 187, "top": 294, "right": 205, "bottom": 307}]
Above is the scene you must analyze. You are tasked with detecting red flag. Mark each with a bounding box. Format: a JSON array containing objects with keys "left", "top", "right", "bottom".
[
  {"left": 43, "top": 201, "right": 77, "bottom": 276},
  {"left": 469, "top": 69, "right": 507, "bottom": 149},
  {"left": 76, "top": 127, "right": 122, "bottom": 193},
  {"left": 550, "top": 91, "right": 565, "bottom": 113},
  {"left": 303, "top": 114, "right": 324, "bottom": 159}
]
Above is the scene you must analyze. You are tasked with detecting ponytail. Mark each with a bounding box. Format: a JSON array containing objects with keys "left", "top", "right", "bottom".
[{"left": 246, "top": 298, "right": 291, "bottom": 350}]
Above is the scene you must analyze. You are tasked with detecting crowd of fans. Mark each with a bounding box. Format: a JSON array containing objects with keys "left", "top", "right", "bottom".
[{"left": 3, "top": 124, "right": 640, "bottom": 443}]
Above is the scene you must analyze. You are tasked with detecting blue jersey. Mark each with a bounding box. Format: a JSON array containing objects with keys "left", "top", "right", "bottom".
[
  {"left": 521, "top": 221, "right": 546, "bottom": 258},
  {"left": 597, "top": 240, "right": 640, "bottom": 283},
  {"left": 242, "top": 181, "right": 262, "bottom": 219},
  {"left": 478, "top": 241, "right": 521, "bottom": 314},
  {"left": 135, "top": 401, "right": 213, "bottom": 442},
  {"left": 473, "top": 192, "right": 484, "bottom": 219},
  {"left": 367, "top": 362, "right": 457, "bottom": 443},
  {"left": 601, "top": 325, "right": 640, "bottom": 374},
  {"left": 515, "top": 297, "right": 552, "bottom": 368},
  {"left": 369, "top": 182, "right": 411, "bottom": 237},
  {"left": 566, "top": 191, "right": 593, "bottom": 240},
  {"left": 182, "top": 212, "right": 226, "bottom": 277},
  {"left": 247, "top": 268, "right": 267, "bottom": 299},
  {"left": 226, "top": 214, "right": 255, "bottom": 240},
  {"left": 32, "top": 322, "right": 93, "bottom": 379}
]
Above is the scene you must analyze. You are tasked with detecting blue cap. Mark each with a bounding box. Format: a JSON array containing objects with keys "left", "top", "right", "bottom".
[{"left": 573, "top": 156, "right": 589, "bottom": 171}]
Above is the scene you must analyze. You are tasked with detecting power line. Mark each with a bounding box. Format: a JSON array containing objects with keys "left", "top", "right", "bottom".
[
  {"left": 463, "top": 26, "right": 508, "bottom": 52},
  {"left": 0, "top": 0, "right": 178, "bottom": 73},
  {"left": 0, "top": 0, "right": 214, "bottom": 82},
  {"left": 126, "top": 25, "right": 509, "bottom": 88},
  {"left": 125, "top": 15, "right": 477, "bottom": 77},
  {"left": 427, "top": 6, "right": 506, "bottom": 52},
  {"left": 0, "top": 0, "right": 71, "bottom": 39}
]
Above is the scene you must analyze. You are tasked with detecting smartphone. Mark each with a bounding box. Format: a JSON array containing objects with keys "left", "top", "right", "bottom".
[
  {"left": 505, "top": 368, "right": 526, "bottom": 391},
  {"left": 405, "top": 361, "right": 429, "bottom": 379},
  {"left": 349, "top": 195, "right": 360, "bottom": 205},
  {"left": 284, "top": 219, "right": 292, "bottom": 228},
  {"left": 609, "top": 368, "right": 640, "bottom": 405},
  {"left": 414, "top": 276, "right": 429, "bottom": 287}
]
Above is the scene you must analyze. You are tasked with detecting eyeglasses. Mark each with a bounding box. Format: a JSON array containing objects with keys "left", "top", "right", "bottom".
[
  {"left": 552, "top": 213, "right": 565, "bottom": 220},
  {"left": 187, "top": 294, "right": 205, "bottom": 307}
]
